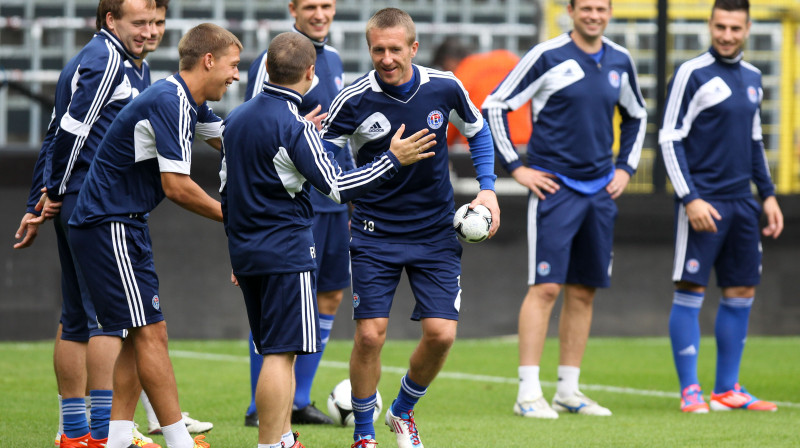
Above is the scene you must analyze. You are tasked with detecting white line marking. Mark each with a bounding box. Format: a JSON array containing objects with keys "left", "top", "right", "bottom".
[{"left": 167, "top": 350, "right": 800, "bottom": 409}]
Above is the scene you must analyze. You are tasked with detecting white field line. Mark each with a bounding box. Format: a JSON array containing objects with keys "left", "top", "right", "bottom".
[{"left": 168, "top": 350, "right": 800, "bottom": 409}]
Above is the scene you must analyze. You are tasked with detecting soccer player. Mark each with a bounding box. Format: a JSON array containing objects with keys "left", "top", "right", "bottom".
[
  {"left": 483, "top": 0, "right": 647, "bottom": 419},
  {"left": 659, "top": 0, "right": 782, "bottom": 413},
  {"left": 320, "top": 8, "right": 500, "bottom": 448},
  {"left": 66, "top": 23, "right": 242, "bottom": 448},
  {"left": 14, "top": 1, "right": 157, "bottom": 447},
  {"left": 119, "top": 0, "right": 215, "bottom": 436},
  {"left": 242, "top": 0, "right": 349, "bottom": 427},
  {"left": 124, "top": 0, "right": 167, "bottom": 96},
  {"left": 221, "top": 31, "right": 436, "bottom": 448}
]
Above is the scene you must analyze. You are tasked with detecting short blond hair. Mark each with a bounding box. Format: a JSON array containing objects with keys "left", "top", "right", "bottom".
[
  {"left": 178, "top": 23, "right": 243, "bottom": 71},
  {"left": 365, "top": 8, "right": 416, "bottom": 46}
]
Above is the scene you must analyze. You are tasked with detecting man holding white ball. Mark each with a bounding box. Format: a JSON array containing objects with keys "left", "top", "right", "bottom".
[{"left": 320, "top": 8, "right": 500, "bottom": 448}]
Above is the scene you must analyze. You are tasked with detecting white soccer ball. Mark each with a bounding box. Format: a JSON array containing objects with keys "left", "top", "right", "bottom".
[
  {"left": 453, "top": 203, "right": 492, "bottom": 243},
  {"left": 326, "top": 379, "right": 383, "bottom": 426}
]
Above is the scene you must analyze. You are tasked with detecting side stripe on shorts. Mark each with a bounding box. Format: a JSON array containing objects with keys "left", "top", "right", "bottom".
[
  {"left": 300, "top": 271, "right": 317, "bottom": 353},
  {"left": 110, "top": 222, "right": 146, "bottom": 327},
  {"left": 527, "top": 195, "right": 539, "bottom": 285},
  {"left": 672, "top": 204, "right": 689, "bottom": 282}
]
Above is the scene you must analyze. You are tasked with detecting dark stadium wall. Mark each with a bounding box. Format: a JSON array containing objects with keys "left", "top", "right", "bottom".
[{"left": 2, "top": 149, "right": 798, "bottom": 341}]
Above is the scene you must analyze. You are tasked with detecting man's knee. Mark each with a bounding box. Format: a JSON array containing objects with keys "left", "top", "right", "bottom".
[
  {"left": 421, "top": 320, "right": 457, "bottom": 353},
  {"left": 354, "top": 319, "right": 387, "bottom": 353}
]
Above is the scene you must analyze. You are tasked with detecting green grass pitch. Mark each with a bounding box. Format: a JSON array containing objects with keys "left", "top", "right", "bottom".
[{"left": 1, "top": 336, "right": 798, "bottom": 447}]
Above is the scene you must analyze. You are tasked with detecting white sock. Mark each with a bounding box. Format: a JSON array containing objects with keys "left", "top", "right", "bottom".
[
  {"left": 557, "top": 365, "right": 580, "bottom": 397},
  {"left": 107, "top": 420, "right": 134, "bottom": 448},
  {"left": 258, "top": 444, "right": 282, "bottom": 448},
  {"left": 161, "top": 419, "right": 194, "bottom": 448},
  {"left": 281, "top": 431, "right": 295, "bottom": 446},
  {"left": 517, "top": 365, "right": 542, "bottom": 401},
  {"left": 140, "top": 391, "right": 158, "bottom": 424},
  {"left": 57, "top": 394, "right": 64, "bottom": 436}
]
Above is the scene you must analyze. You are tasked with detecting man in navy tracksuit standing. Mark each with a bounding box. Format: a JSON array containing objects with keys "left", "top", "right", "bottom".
[{"left": 660, "top": 0, "right": 782, "bottom": 414}]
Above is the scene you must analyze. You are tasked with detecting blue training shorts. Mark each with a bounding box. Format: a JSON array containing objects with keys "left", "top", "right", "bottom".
[
  {"left": 672, "top": 197, "right": 762, "bottom": 287},
  {"left": 56, "top": 194, "right": 124, "bottom": 341},
  {"left": 238, "top": 271, "right": 321, "bottom": 355},
  {"left": 350, "top": 235, "right": 462, "bottom": 321},
  {"left": 69, "top": 221, "right": 164, "bottom": 332},
  {"left": 311, "top": 210, "right": 351, "bottom": 292},
  {"left": 527, "top": 185, "right": 617, "bottom": 287}
]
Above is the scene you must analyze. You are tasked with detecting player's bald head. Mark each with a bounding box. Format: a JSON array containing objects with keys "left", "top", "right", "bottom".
[
  {"left": 366, "top": 7, "right": 416, "bottom": 46},
  {"left": 267, "top": 32, "right": 316, "bottom": 85}
]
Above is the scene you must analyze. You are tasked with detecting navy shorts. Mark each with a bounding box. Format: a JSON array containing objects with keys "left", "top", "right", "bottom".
[
  {"left": 56, "top": 194, "right": 124, "bottom": 341},
  {"left": 311, "top": 211, "right": 351, "bottom": 292},
  {"left": 672, "top": 197, "right": 762, "bottom": 287},
  {"left": 527, "top": 185, "right": 617, "bottom": 287},
  {"left": 238, "top": 271, "right": 321, "bottom": 355},
  {"left": 350, "top": 236, "right": 462, "bottom": 321},
  {"left": 69, "top": 222, "right": 164, "bottom": 332}
]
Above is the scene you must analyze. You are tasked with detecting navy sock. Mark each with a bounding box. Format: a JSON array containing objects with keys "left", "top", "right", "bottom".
[
  {"left": 89, "top": 390, "right": 112, "bottom": 439},
  {"left": 62, "top": 397, "right": 90, "bottom": 438},
  {"left": 293, "top": 313, "right": 334, "bottom": 409},
  {"left": 391, "top": 373, "right": 427, "bottom": 415},
  {"left": 714, "top": 296, "right": 753, "bottom": 394},
  {"left": 669, "top": 290, "right": 704, "bottom": 391},
  {"left": 352, "top": 393, "right": 378, "bottom": 441},
  {"left": 247, "top": 332, "right": 260, "bottom": 416}
]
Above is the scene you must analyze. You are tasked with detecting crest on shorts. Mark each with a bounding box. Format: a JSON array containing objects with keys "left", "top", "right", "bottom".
[
  {"left": 427, "top": 110, "right": 444, "bottom": 129},
  {"left": 537, "top": 261, "right": 551, "bottom": 276},
  {"left": 152, "top": 295, "right": 160, "bottom": 311},
  {"left": 353, "top": 293, "right": 360, "bottom": 308},
  {"left": 685, "top": 259, "right": 700, "bottom": 274},
  {"left": 608, "top": 70, "right": 621, "bottom": 88}
]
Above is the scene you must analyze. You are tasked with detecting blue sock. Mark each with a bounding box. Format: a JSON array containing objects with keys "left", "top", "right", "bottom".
[
  {"left": 352, "top": 393, "right": 378, "bottom": 441},
  {"left": 293, "top": 313, "right": 335, "bottom": 409},
  {"left": 89, "top": 390, "right": 112, "bottom": 439},
  {"left": 62, "top": 397, "right": 90, "bottom": 438},
  {"left": 714, "top": 296, "right": 753, "bottom": 394},
  {"left": 247, "top": 332, "right": 260, "bottom": 416},
  {"left": 391, "top": 373, "right": 427, "bottom": 415},
  {"left": 669, "top": 290, "right": 704, "bottom": 391}
]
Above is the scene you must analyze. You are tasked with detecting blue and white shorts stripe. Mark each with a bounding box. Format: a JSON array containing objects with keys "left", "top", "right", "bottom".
[
  {"left": 69, "top": 221, "right": 164, "bottom": 332},
  {"left": 238, "top": 271, "right": 321, "bottom": 355}
]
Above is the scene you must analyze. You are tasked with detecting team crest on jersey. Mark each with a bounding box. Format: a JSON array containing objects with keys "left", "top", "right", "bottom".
[
  {"left": 537, "top": 261, "right": 551, "bottom": 276},
  {"left": 427, "top": 110, "right": 444, "bottom": 129},
  {"left": 335, "top": 76, "right": 343, "bottom": 91},
  {"left": 608, "top": 70, "right": 621, "bottom": 88},
  {"left": 352, "top": 293, "right": 360, "bottom": 308},
  {"left": 685, "top": 259, "right": 700, "bottom": 274},
  {"left": 747, "top": 86, "right": 758, "bottom": 103},
  {"left": 152, "top": 295, "right": 160, "bottom": 311}
]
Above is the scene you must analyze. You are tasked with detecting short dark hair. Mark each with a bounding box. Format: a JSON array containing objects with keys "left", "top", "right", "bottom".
[
  {"left": 178, "top": 23, "right": 243, "bottom": 71},
  {"left": 712, "top": 0, "right": 750, "bottom": 16},
  {"left": 266, "top": 32, "right": 316, "bottom": 85},
  {"left": 431, "top": 37, "right": 471, "bottom": 70},
  {"left": 96, "top": 0, "right": 156, "bottom": 31},
  {"left": 156, "top": 0, "right": 169, "bottom": 11},
  {"left": 569, "top": 0, "right": 612, "bottom": 8},
  {"left": 365, "top": 8, "right": 416, "bottom": 46}
]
